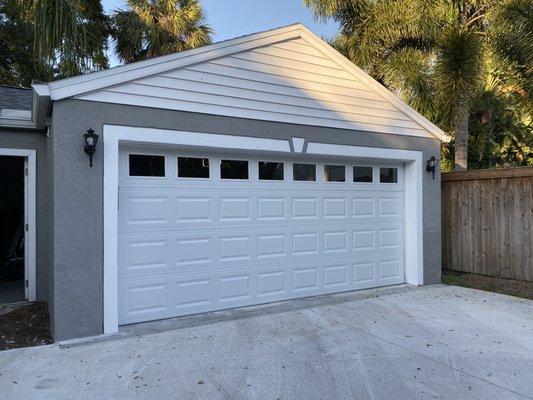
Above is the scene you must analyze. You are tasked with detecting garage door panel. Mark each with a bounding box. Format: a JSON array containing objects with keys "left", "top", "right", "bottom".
[
  {"left": 118, "top": 249, "right": 403, "bottom": 281},
  {"left": 118, "top": 149, "right": 405, "bottom": 325},
  {"left": 119, "top": 190, "right": 402, "bottom": 233},
  {"left": 118, "top": 227, "right": 403, "bottom": 279},
  {"left": 118, "top": 253, "right": 403, "bottom": 324}
]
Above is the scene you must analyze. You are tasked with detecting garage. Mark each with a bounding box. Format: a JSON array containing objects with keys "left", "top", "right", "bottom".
[
  {"left": 117, "top": 146, "right": 404, "bottom": 324},
  {"left": 21, "top": 24, "right": 448, "bottom": 339}
]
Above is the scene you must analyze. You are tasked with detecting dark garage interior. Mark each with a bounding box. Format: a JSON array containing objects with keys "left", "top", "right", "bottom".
[{"left": 0, "top": 155, "right": 25, "bottom": 303}]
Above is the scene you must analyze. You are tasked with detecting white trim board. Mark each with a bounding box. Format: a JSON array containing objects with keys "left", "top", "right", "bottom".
[
  {"left": 103, "top": 124, "right": 424, "bottom": 334},
  {"left": 0, "top": 148, "right": 37, "bottom": 302}
]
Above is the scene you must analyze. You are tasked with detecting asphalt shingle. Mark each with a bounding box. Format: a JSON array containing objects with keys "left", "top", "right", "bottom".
[{"left": 0, "top": 85, "right": 32, "bottom": 110}]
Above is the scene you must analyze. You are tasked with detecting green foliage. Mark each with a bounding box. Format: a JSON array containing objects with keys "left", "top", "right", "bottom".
[
  {"left": 0, "top": 0, "right": 50, "bottom": 85},
  {"left": 304, "top": 0, "right": 532, "bottom": 170},
  {"left": 489, "top": 0, "right": 533, "bottom": 105},
  {"left": 0, "top": 0, "right": 109, "bottom": 85},
  {"left": 435, "top": 25, "right": 483, "bottom": 129},
  {"left": 111, "top": 0, "right": 213, "bottom": 64},
  {"left": 468, "top": 88, "right": 532, "bottom": 168}
]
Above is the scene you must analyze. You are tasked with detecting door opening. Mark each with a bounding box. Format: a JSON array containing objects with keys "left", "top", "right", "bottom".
[{"left": 0, "top": 156, "right": 26, "bottom": 303}]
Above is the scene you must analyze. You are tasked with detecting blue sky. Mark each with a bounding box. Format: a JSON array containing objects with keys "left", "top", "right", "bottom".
[{"left": 102, "top": 0, "right": 339, "bottom": 66}]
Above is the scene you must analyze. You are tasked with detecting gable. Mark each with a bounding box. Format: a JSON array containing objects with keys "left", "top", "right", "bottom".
[{"left": 42, "top": 24, "right": 450, "bottom": 141}]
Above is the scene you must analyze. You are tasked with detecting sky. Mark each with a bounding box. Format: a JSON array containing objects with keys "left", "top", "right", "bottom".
[{"left": 102, "top": 0, "right": 339, "bottom": 67}]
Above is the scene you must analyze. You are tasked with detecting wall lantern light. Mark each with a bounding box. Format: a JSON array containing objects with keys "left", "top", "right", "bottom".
[
  {"left": 426, "top": 156, "right": 439, "bottom": 179},
  {"left": 83, "top": 128, "right": 99, "bottom": 167}
]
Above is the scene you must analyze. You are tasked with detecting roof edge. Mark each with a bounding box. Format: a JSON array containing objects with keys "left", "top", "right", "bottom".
[
  {"left": 45, "top": 23, "right": 303, "bottom": 101},
  {"left": 34, "top": 23, "right": 450, "bottom": 142},
  {"left": 297, "top": 26, "right": 451, "bottom": 143}
]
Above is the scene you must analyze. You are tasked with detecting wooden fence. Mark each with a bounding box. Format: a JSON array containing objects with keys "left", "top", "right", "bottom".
[{"left": 442, "top": 167, "right": 533, "bottom": 281}]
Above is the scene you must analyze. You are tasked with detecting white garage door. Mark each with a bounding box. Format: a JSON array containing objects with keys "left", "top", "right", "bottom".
[{"left": 117, "top": 147, "right": 405, "bottom": 325}]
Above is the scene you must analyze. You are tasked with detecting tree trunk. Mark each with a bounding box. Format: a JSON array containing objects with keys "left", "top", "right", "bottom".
[{"left": 454, "top": 112, "right": 469, "bottom": 171}]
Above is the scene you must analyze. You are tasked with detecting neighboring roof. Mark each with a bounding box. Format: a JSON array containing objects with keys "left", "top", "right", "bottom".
[
  {"left": 0, "top": 85, "right": 32, "bottom": 110},
  {"left": 33, "top": 24, "right": 451, "bottom": 142}
]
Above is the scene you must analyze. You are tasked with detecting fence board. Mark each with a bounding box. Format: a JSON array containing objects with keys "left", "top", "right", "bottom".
[{"left": 442, "top": 167, "right": 533, "bottom": 281}]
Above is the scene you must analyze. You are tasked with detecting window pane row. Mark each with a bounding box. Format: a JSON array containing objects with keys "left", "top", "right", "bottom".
[{"left": 128, "top": 154, "right": 398, "bottom": 183}]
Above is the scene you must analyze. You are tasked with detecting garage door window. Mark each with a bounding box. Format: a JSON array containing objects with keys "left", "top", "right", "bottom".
[
  {"left": 259, "top": 162, "right": 284, "bottom": 180},
  {"left": 324, "top": 165, "right": 345, "bottom": 182},
  {"left": 178, "top": 157, "right": 209, "bottom": 178},
  {"left": 353, "top": 166, "right": 373, "bottom": 183},
  {"left": 380, "top": 167, "right": 398, "bottom": 183},
  {"left": 129, "top": 154, "right": 165, "bottom": 177},
  {"left": 293, "top": 163, "right": 316, "bottom": 181},
  {"left": 221, "top": 160, "right": 249, "bottom": 180}
]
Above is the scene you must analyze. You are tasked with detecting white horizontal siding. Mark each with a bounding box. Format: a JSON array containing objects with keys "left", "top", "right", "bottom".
[
  {"left": 183, "top": 63, "right": 385, "bottom": 104},
  {"left": 77, "top": 37, "right": 431, "bottom": 138},
  {"left": 137, "top": 75, "right": 411, "bottom": 121}
]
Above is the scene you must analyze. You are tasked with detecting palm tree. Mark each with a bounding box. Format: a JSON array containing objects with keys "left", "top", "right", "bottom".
[
  {"left": 111, "top": 0, "right": 213, "bottom": 64},
  {"left": 5, "top": 0, "right": 109, "bottom": 83},
  {"left": 304, "top": 0, "right": 531, "bottom": 171}
]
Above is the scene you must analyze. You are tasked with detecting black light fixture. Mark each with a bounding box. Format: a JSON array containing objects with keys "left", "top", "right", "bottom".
[
  {"left": 83, "top": 128, "right": 99, "bottom": 167},
  {"left": 426, "top": 156, "right": 439, "bottom": 179}
]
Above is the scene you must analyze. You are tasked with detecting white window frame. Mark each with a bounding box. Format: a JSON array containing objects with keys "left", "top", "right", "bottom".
[
  {"left": 103, "top": 125, "right": 424, "bottom": 334},
  {"left": 0, "top": 148, "right": 36, "bottom": 302}
]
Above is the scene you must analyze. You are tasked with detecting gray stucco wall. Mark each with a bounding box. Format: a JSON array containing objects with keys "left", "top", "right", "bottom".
[
  {"left": 51, "top": 99, "right": 442, "bottom": 340},
  {"left": 0, "top": 129, "right": 53, "bottom": 308}
]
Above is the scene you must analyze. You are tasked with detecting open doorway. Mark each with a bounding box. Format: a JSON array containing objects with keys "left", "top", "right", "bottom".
[{"left": 0, "top": 156, "right": 25, "bottom": 303}]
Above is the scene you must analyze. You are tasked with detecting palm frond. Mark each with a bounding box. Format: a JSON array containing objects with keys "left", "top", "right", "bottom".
[{"left": 111, "top": 0, "right": 212, "bottom": 63}]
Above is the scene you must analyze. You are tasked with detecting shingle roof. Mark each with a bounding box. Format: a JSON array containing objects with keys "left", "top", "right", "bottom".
[{"left": 0, "top": 85, "right": 32, "bottom": 110}]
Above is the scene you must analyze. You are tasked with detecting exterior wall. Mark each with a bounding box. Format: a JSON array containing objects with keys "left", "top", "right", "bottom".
[
  {"left": 51, "top": 99, "right": 442, "bottom": 340},
  {"left": 0, "top": 129, "right": 53, "bottom": 307}
]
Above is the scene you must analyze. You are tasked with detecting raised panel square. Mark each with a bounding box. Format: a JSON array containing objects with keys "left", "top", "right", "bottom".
[
  {"left": 324, "top": 231, "right": 347, "bottom": 253},
  {"left": 353, "top": 230, "right": 374, "bottom": 250},
  {"left": 292, "top": 197, "right": 317, "bottom": 219},
  {"left": 128, "top": 241, "right": 166, "bottom": 269},
  {"left": 293, "top": 233, "right": 318, "bottom": 255},
  {"left": 353, "top": 198, "right": 374, "bottom": 217},
  {"left": 323, "top": 197, "right": 347, "bottom": 218},
  {"left": 258, "top": 197, "right": 285, "bottom": 220},
  {"left": 380, "top": 260, "right": 400, "bottom": 278},
  {"left": 379, "top": 229, "right": 400, "bottom": 248},
  {"left": 324, "top": 265, "right": 347, "bottom": 287},
  {"left": 379, "top": 198, "right": 399, "bottom": 216},
  {"left": 220, "top": 198, "right": 250, "bottom": 221},
  {"left": 176, "top": 279, "right": 212, "bottom": 307},
  {"left": 258, "top": 234, "right": 285, "bottom": 258},
  {"left": 219, "top": 275, "right": 250, "bottom": 301},
  {"left": 220, "top": 236, "right": 250, "bottom": 261},
  {"left": 128, "top": 284, "right": 167, "bottom": 313},
  {"left": 177, "top": 198, "right": 210, "bottom": 222},
  {"left": 129, "top": 197, "right": 167, "bottom": 224},
  {"left": 177, "top": 238, "right": 210, "bottom": 264},
  {"left": 354, "top": 262, "right": 375, "bottom": 282},
  {"left": 258, "top": 271, "right": 285, "bottom": 296},
  {"left": 293, "top": 268, "right": 319, "bottom": 291}
]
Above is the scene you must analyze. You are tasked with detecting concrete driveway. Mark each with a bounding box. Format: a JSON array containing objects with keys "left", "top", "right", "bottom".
[{"left": 0, "top": 285, "right": 531, "bottom": 400}]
